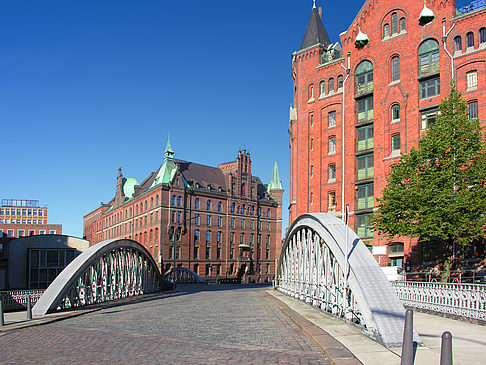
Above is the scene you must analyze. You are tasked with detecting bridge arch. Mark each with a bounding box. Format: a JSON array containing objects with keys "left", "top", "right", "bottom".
[
  {"left": 32, "top": 239, "right": 163, "bottom": 316},
  {"left": 276, "top": 213, "right": 419, "bottom": 347},
  {"left": 164, "top": 267, "right": 205, "bottom": 284}
]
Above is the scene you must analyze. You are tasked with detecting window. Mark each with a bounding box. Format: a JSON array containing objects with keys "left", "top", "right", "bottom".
[
  {"left": 266, "top": 222, "right": 270, "bottom": 231},
  {"left": 177, "top": 212, "right": 181, "bottom": 223},
  {"left": 230, "top": 232, "right": 234, "bottom": 244},
  {"left": 391, "top": 56, "right": 400, "bottom": 82},
  {"left": 319, "top": 81, "right": 326, "bottom": 96},
  {"left": 195, "top": 198, "right": 199, "bottom": 209},
  {"left": 328, "top": 164, "right": 336, "bottom": 182},
  {"left": 468, "top": 101, "right": 478, "bottom": 120},
  {"left": 418, "top": 39, "right": 440, "bottom": 75},
  {"left": 218, "top": 216, "right": 222, "bottom": 227},
  {"left": 480, "top": 28, "right": 486, "bottom": 44},
  {"left": 250, "top": 220, "right": 254, "bottom": 229},
  {"left": 310, "top": 192, "right": 314, "bottom": 206},
  {"left": 391, "top": 12, "right": 398, "bottom": 34},
  {"left": 206, "top": 230, "right": 211, "bottom": 243},
  {"left": 240, "top": 233, "right": 244, "bottom": 244},
  {"left": 454, "top": 36, "right": 462, "bottom": 51},
  {"left": 231, "top": 203, "right": 235, "bottom": 213},
  {"left": 357, "top": 97, "right": 374, "bottom": 122},
  {"left": 391, "top": 104, "right": 400, "bottom": 122},
  {"left": 328, "top": 136, "right": 336, "bottom": 155},
  {"left": 467, "top": 32, "right": 474, "bottom": 48},
  {"left": 308, "top": 84, "right": 314, "bottom": 101},
  {"left": 310, "top": 165, "right": 313, "bottom": 178},
  {"left": 207, "top": 215, "right": 211, "bottom": 226},
  {"left": 205, "top": 246, "right": 210, "bottom": 259},
  {"left": 328, "top": 192, "right": 336, "bottom": 208},
  {"left": 356, "top": 214, "right": 373, "bottom": 239},
  {"left": 356, "top": 125, "right": 374, "bottom": 151},
  {"left": 217, "top": 201, "right": 222, "bottom": 212},
  {"left": 177, "top": 196, "right": 181, "bottom": 206},
  {"left": 400, "top": 17, "right": 406, "bottom": 32},
  {"left": 195, "top": 214, "right": 199, "bottom": 225},
  {"left": 356, "top": 61, "right": 373, "bottom": 93},
  {"left": 383, "top": 23, "right": 389, "bottom": 38},
  {"left": 391, "top": 134, "right": 401, "bottom": 153},
  {"left": 328, "top": 78, "right": 334, "bottom": 93},
  {"left": 357, "top": 183, "right": 374, "bottom": 210},
  {"left": 420, "top": 78, "right": 440, "bottom": 99},
  {"left": 467, "top": 71, "right": 477, "bottom": 90},
  {"left": 337, "top": 75, "right": 343, "bottom": 89},
  {"left": 206, "top": 200, "right": 211, "bottom": 210},
  {"left": 420, "top": 108, "right": 439, "bottom": 130},
  {"left": 241, "top": 219, "right": 245, "bottom": 229},
  {"left": 217, "top": 231, "right": 221, "bottom": 244},
  {"left": 231, "top": 218, "right": 235, "bottom": 228},
  {"left": 357, "top": 154, "right": 374, "bottom": 180},
  {"left": 328, "top": 111, "right": 336, "bottom": 127},
  {"left": 310, "top": 138, "right": 314, "bottom": 151}
]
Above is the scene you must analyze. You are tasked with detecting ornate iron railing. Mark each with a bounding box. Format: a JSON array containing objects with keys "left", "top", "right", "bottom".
[
  {"left": 391, "top": 281, "right": 486, "bottom": 321},
  {"left": 0, "top": 290, "right": 45, "bottom": 310},
  {"left": 32, "top": 239, "right": 162, "bottom": 316},
  {"left": 276, "top": 213, "right": 419, "bottom": 347}
]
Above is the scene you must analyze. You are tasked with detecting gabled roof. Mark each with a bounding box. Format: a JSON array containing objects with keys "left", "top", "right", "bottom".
[
  {"left": 300, "top": 7, "right": 331, "bottom": 50},
  {"left": 175, "top": 159, "right": 227, "bottom": 191}
]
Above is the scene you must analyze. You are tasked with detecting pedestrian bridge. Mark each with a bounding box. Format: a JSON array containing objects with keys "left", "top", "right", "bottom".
[
  {"left": 275, "top": 213, "right": 419, "bottom": 347},
  {"left": 32, "top": 239, "right": 163, "bottom": 316}
]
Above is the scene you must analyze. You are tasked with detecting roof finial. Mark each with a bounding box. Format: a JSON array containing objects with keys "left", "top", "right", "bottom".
[{"left": 313, "top": 0, "right": 316, "bottom": 9}]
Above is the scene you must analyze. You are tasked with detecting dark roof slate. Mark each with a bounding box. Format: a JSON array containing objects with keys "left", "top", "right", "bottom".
[
  {"left": 300, "top": 7, "right": 331, "bottom": 50},
  {"left": 175, "top": 159, "right": 227, "bottom": 190}
]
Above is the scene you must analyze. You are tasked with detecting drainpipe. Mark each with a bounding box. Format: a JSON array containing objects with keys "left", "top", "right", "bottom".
[
  {"left": 340, "top": 53, "right": 351, "bottom": 221},
  {"left": 442, "top": 18, "right": 455, "bottom": 81}
]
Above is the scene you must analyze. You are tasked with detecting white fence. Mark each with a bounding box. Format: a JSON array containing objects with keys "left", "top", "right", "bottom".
[
  {"left": 0, "top": 290, "right": 45, "bottom": 310},
  {"left": 391, "top": 281, "right": 486, "bottom": 321}
]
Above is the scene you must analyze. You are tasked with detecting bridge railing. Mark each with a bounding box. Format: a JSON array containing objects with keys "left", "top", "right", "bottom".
[
  {"left": 391, "top": 281, "right": 486, "bottom": 321},
  {"left": 0, "top": 290, "right": 45, "bottom": 311}
]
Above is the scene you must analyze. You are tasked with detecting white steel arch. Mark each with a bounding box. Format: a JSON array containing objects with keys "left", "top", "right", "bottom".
[
  {"left": 32, "top": 239, "right": 162, "bottom": 316},
  {"left": 276, "top": 213, "right": 420, "bottom": 347},
  {"left": 164, "top": 267, "right": 205, "bottom": 284}
]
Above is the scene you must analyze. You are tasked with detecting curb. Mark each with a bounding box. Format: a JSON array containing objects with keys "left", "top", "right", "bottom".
[{"left": 263, "top": 291, "right": 363, "bottom": 365}]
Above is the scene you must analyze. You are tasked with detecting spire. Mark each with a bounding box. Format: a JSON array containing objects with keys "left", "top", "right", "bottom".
[
  {"left": 268, "top": 161, "right": 283, "bottom": 191},
  {"left": 300, "top": 5, "right": 331, "bottom": 50},
  {"left": 164, "top": 134, "right": 174, "bottom": 161}
]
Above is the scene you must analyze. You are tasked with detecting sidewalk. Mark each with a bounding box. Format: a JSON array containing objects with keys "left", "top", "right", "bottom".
[{"left": 266, "top": 289, "right": 486, "bottom": 365}]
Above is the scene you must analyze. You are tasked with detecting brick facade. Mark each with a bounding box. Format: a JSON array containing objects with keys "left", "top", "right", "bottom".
[
  {"left": 290, "top": 1, "right": 486, "bottom": 267},
  {"left": 83, "top": 142, "right": 283, "bottom": 282}
]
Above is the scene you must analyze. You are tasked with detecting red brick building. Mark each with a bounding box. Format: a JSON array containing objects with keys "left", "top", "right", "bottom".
[
  {"left": 83, "top": 138, "right": 284, "bottom": 281},
  {"left": 0, "top": 199, "right": 62, "bottom": 238},
  {"left": 289, "top": 1, "right": 485, "bottom": 267}
]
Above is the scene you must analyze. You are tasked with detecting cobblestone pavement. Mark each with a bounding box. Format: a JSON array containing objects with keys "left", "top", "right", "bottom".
[{"left": 0, "top": 285, "right": 330, "bottom": 364}]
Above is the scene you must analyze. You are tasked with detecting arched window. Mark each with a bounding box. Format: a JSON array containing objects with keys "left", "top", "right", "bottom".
[
  {"left": 383, "top": 23, "right": 389, "bottom": 38},
  {"left": 155, "top": 228, "right": 158, "bottom": 243},
  {"left": 328, "top": 78, "right": 335, "bottom": 93},
  {"left": 267, "top": 209, "right": 270, "bottom": 217},
  {"left": 171, "top": 195, "right": 175, "bottom": 206},
  {"left": 391, "top": 104, "right": 400, "bottom": 122},
  {"left": 217, "top": 202, "right": 222, "bottom": 212},
  {"left": 194, "top": 229, "right": 200, "bottom": 242},
  {"left": 467, "top": 32, "right": 474, "bottom": 48},
  {"left": 231, "top": 203, "right": 235, "bottom": 213},
  {"left": 217, "top": 231, "right": 222, "bottom": 243},
  {"left": 144, "top": 201, "right": 147, "bottom": 210},
  {"left": 308, "top": 84, "right": 314, "bottom": 101},
  {"left": 391, "top": 56, "right": 400, "bottom": 82},
  {"left": 480, "top": 28, "right": 486, "bottom": 44},
  {"left": 150, "top": 197, "right": 153, "bottom": 208},
  {"left": 149, "top": 229, "right": 153, "bottom": 243},
  {"left": 135, "top": 205, "right": 138, "bottom": 215},
  {"left": 195, "top": 198, "right": 199, "bottom": 209},
  {"left": 391, "top": 12, "right": 398, "bottom": 34},
  {"left": 206, "top": 200, "right": 211, "bottom": 210},
  {"left": 337, "top": 75, "right": 343, "bottom": 89},
  {"left": 400, "top": 17, "right": 406, "bottom": 32},
  {"left": 177, "top": 196, "right": 181, "bottom": 206},
  {"left": 454, "top": 36, "right": 462, "bottom": 51},
  {"left": 418, "top": 39, "right": 439, "bottom": 75},
  {"left": 143, "top": 231, "right": 147, "bottom": 244},
  {"left": 319, "top": 80, "right": 325, "bottom": 96},
  {"left": 356, "top": 60, "right": 373, "bottom": 93},
  {"left": 206, "top": 230, "right": 211, "bottom": 243}
]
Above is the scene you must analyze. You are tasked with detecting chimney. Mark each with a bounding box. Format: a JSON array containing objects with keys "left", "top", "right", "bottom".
[{"left": 318, "top": 7, "right": 322, "bottom": 19}]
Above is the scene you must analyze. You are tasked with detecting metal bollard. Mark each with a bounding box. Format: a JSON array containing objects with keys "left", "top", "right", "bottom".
[
  {"left": 400, "top": 309, "right": 414, "bottom": 365},
  {"left": 440, "top": 331, "right": 453, "bottom": 365},
  {"left": 0, "top": 299, "right": 4, "bottom": 326},
  {"left": 26, "top": 296, "right": 32, "bottom": 320}
]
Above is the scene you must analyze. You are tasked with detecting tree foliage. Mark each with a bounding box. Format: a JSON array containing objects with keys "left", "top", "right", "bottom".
[{"left": 373, "top": 87, "right": 486, "bottom": 253}]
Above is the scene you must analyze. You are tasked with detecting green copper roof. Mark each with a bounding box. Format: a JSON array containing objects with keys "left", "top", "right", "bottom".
[
  {"left": 268, "top": 161, "right": 283, "bottom": 191},
  {"left": 152, "top": 136, "right": 177, "bottom": 187},
  {"left": 123, "top": 177, "right": 138, "bottom": 200}
]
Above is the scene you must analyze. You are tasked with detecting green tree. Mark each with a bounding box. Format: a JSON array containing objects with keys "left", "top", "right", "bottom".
[{"left": 373, "top": 87, "right": 486, "bottom": 280}]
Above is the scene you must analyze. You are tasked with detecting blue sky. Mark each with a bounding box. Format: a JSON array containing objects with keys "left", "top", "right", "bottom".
[{"left": 0, "top": 0, "right": 471, "bottom": 237}]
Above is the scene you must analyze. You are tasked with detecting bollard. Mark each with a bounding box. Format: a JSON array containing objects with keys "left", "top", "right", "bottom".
[
  {"left": 440, "top": 331, "right": 453, "bottom": 365},
  {"left": 26, "top": 296, "right": 32, "bottom": 320},
  {"left": 400, "top": 309, "right": 414, "bottom": 365},
  {"left": 0, "top": 299, "right": 4, "bottom": 326}
]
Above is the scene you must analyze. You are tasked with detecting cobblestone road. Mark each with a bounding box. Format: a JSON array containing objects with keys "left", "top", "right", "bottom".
[{"left": 0, "top": 285, "right": 329, "bottom": 364}]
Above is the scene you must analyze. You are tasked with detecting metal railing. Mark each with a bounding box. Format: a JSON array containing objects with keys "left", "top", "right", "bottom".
[
  {"left": 391, "top": 281, "right": 486, "bottom": 321},
  {"left": 0, "top": 290, "right": 45, "bottom": 310}
]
